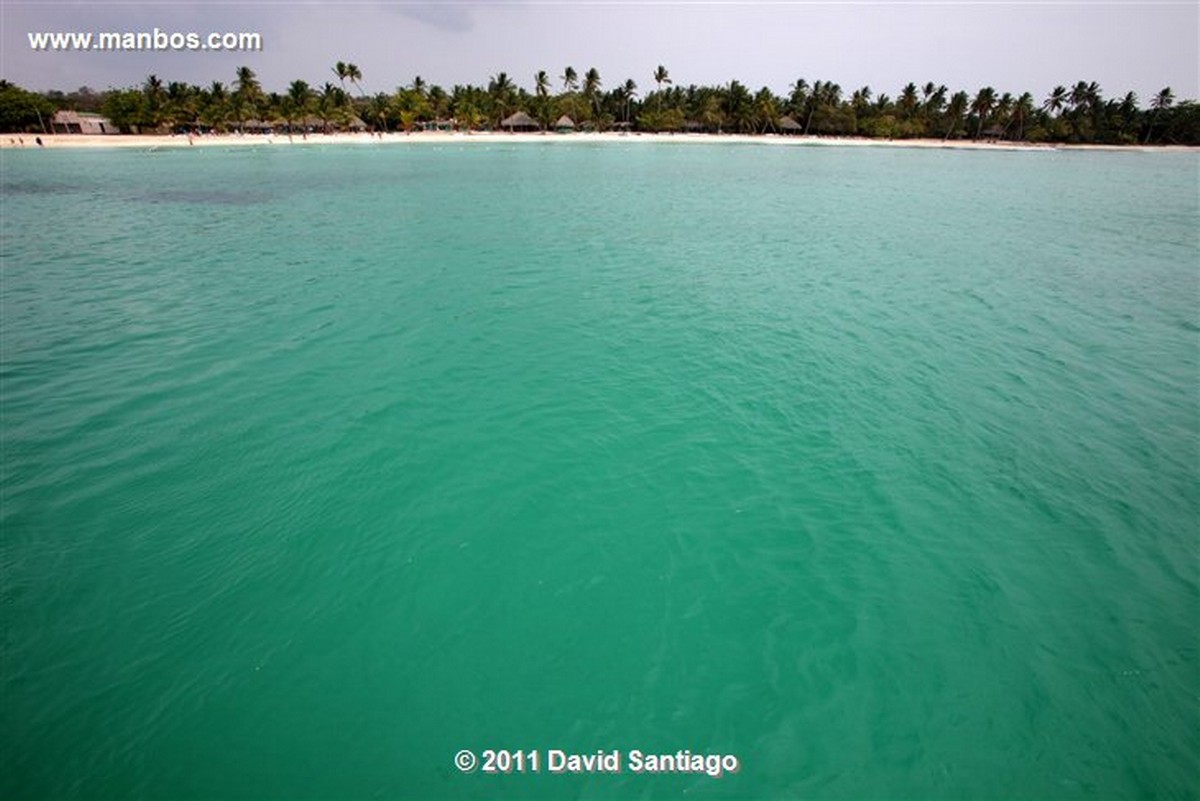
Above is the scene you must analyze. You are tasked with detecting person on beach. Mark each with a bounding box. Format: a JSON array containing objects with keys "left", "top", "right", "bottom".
[{"left": 35, "top": 137, "right": 43, "bottom": 147}]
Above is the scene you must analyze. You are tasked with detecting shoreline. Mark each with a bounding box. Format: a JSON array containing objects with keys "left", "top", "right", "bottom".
[{"left": 2, "top": 131, "right": 1196, "bottom": 153}]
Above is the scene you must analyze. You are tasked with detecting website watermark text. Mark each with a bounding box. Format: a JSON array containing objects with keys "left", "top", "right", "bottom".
[{"left": 28, "top": 28, "right": 263, "bottom": 53}]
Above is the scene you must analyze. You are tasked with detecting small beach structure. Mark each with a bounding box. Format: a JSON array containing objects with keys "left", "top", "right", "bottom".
[
  {"left": 239, "top": 119, "right": 271, "bottom": 133},
  {"left": 500, "top": 111, "right": 540, "bottom": 132},
  {"left": 50, "top": 110, "right": 116, "bottom": 135},
  {"left": 300, "top": 115, "right": 327, "bottom": 133},
  {"left": 778, "top": 116, "right": 803, "bottom": 135},
  {"left": 554, "top": 115, "right": 576, "bottom": 133}
]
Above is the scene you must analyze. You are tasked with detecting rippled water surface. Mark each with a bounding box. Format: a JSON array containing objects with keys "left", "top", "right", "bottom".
[{"left": 2, "top": 142, "right": 1197, "bottom": 799}]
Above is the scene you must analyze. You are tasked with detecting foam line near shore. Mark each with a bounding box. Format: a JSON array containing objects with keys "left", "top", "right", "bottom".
[{"left": 3, "top": 131, "right": 1195, "bottom": 152}]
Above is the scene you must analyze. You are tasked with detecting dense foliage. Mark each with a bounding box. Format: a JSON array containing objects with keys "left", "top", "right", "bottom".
[
  {"left": 3, "top": 65, "right": 1198, "bottom": 145},
  {"left": 0, "top": 81, "right": 55, "bottom": 133}
]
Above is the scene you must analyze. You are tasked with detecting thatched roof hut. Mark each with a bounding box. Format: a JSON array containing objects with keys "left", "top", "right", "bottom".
[
  {"left": 778, "top": 116, "right": 803, "bottom": 134},
  {"left": 501, "top": 111, "right": 540, "bottom": 132},
  {"left": 554, "top": 115, "right": 576, "bottom": 132}
]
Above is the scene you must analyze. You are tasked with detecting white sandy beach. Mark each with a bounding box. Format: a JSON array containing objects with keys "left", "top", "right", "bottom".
[{"left": 3, "top": 130, "right": 1195, "bottom": 153}]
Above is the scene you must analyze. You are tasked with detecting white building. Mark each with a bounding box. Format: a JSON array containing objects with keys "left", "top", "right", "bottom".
[{"left": 50, "top": 110, "right": 117, "bottom": 134}]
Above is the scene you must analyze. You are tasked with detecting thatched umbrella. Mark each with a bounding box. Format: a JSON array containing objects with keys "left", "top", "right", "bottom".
[
  {"left": 500, "top": 111, "right": 540, "bottom": 132},
  {"left": 554, "top": 115, "right": 576, "bottom": 132},
  {"left": 778, "top": 116, "right": 803, "bottom": 134}
]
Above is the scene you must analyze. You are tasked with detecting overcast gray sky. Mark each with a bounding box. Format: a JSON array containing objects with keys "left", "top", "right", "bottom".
[{"left": 3, "top": 1, "right": 1197, "bottom": 103}]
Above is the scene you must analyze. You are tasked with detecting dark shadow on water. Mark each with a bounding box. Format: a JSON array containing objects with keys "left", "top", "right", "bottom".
[{"left": 140, "top": 188, "right": 276, "bottom": 206}]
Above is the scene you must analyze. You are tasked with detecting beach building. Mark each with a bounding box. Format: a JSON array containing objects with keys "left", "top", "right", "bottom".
[
  {"left": 500, "top": 111, "right": 540, "bottom": 132},
  {"left": 238, "top": 119, "right": 272, "bottom": 134},
  {"left": 50, "top": 110, "right": 116, "bottom": 135},
  {"left": 778, "top": 116, "right": 804, "bottom": 135},
  {"left": 554, "top": 115, "right": 576, "bottom": 133},
  {"left": 301, "top": 115, "right": 326, "bottom": 133}
]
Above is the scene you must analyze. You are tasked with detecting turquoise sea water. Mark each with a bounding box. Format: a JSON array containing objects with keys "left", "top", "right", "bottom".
[{"left": 1, "top": 141, "right": 1197, "bottom": 800}]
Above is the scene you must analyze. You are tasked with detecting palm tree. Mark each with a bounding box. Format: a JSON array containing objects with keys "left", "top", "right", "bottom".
[
  {"left": 699, "top": 92, "right": 725, "bottom": 133},
  {"left": 488, "top": 72, "right": 515, "bottom": 127},
  {"left": 202, "top": 81, "right": 230, "bottom": 131},
  {"left": 316, "top": 82, "right": 344, "bottom": 132},
  {"left": 899, "top": 82, "right": 919, "bottom": 119},
  {"left": 970, "top": 86, "right": 996, "bottom": 138},
  {"left": 722, "top": 80, "right": 752, "bottom": 133},
  {"left": 653, "top": 65, "right": 671, "bottom": 111},
  {"left": 802, "top": 79, "right": 822, "bottom": 133},
  {"left": 583, "top": 67, "right": 602, "bottom": 125},
  {"left": 850, "top": 85, "right": 873, "bottom": 127},
  {"left": 143, "top": 74, "right": 164, "bottom": 100},
  {"left": 789, "top": 78, "right": 809, "bottom": 120},
  {"left": 412, "top": 76, "right": 427, "bottom": 97},
  {"left": 803, "top": 81, "right": 841, "bottom": 135},
  {"left": 994, "top": 92, "right": 1014, "bottom": 138},
  {"left": 924, "top": 84, "right": 947, "bottom": 127},
  {"left": 943, "top": 90, "right": 968, "bottom": 140},
  {"left": 233, "top": 65, "right": 262, "bottom": 129},
  {"left": 346, "top": 63, "right": 364, "bottom": 97},
  {"left": 142, "top": 74, "right": 164, "bottom": 127},
  {"left": 333, "top": 62, "right": 349, "bottom": 92},
  {"left": 285, "top": 79, "right": 313, "bottom": 133},
  {"left": 1043, "top": 85, "right": 1068, "bottom": 116},
  {"left": 1010, "top": 92, "right": 1035, "bottom": 140},
  {"left": 621, "top": 78, "right": 638, "bottom": 123},
  {"left": 559, "top": 66, "right": 579, "bottom": 122},
  {"left": 1064, "top": 80, "right": 1100, "bottom": 141},
  {"left": 823, "top": 82, "right": 843, "bottom": 132},
  {"left": 1145, "top": 87, "right": 1174, "bottom": 143},
  {"left": 165, "top": 81, "right": 197, "bottom": 130},
  {"left": 1113, "top": 91, "right": 1138, "bottom": 139},
  {"left": 534, "top": 70, "right": 552, "bottom": 127},
  {"left": 1068, "top": 80, "right": 1101, "bottom": 113},
  {"left": 458, "top": 103, "right": 483, "bottom": 132},
  {"left": 754, "top": 86, "right": 779, "bottom": 133},
  {"left": 561, "top": 66, "right": 578, "bottom": 93}
]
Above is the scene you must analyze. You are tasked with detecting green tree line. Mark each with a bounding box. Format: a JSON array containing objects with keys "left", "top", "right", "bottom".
[{"left": 3, "top": 64, "right": 1197, "bottom": 145}]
